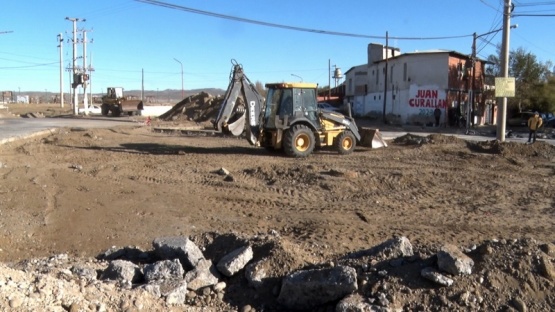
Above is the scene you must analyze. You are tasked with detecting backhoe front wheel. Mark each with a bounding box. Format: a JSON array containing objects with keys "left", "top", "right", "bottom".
[
  {"left": 335, "top": 130, "right": 356, "bottom": 155},
  {"left": 101, "top": 104, "right": 109, "bottom": 116},
  {"left": 284, "top": 125, "right": 315, "bottom": 158}
]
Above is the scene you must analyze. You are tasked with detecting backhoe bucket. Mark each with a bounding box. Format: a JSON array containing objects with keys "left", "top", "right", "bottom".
[{"left": 359, "top": 128, "right": 388, "bottom": 149}]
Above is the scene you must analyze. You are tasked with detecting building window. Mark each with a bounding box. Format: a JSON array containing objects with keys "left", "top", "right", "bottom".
[
  {"left": 349, "top": 78, "right": 353, "bottom": 93},
  {"left": 376, "top": 67, "right": 379, "bottom": 85},
  {"left": 390, "top": 65, "right": 394, "bottom": 83}
]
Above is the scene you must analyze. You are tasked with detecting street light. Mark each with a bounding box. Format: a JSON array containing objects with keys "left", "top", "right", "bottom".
[
  {"left": 173, "top": 58, "right": 184, "bottom": 99},
  {"left": 291, "top": 74, "right": 303, "bottom": 82},
  {"left": 468, "top": 24, "right": 518, "bottom": 130}
]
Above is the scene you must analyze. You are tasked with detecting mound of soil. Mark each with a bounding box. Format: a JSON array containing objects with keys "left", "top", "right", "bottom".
[{"left": 158, "top": 92, "right": 223, "bottom": 123}]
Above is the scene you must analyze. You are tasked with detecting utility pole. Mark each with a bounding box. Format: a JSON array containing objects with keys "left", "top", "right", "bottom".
[
  {"left": 328, "top": 59, "right": 331, "bottom": 101},
  {"left": 83, "top": 30, "right": 89, "bottom": 115},
  {"left": 66, "top": 17, "right": 85, "bottom": 115},
  {"left": 469, "top": 32, "right": 477, "bottom": 130},
  {"left": 383, "top": 31, "right": 389, "bottom": 123},
  {"left": 58, "top": 33, "right": 64, "bottom": 108},
  {"left": 89, "top": 52, "right": 94, "bottom": 108},
  {"left": 497, "top": 0, "right": 512, "bottom": 141}
]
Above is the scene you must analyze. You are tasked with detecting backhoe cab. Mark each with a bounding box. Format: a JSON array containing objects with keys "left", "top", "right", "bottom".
[
  {"left": 214, "top": 60, "right": 384, "bottom": 157},
  {"left": 260, "top": 82, "right": 361, "bottom": 157}
]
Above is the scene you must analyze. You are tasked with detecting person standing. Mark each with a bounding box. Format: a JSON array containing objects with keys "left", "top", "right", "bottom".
[
  {"left": 434, "top": 107, "right": 441, "bottom": 127},
  {"left": 527, "top": 111, "right": 543, "bottom": 143}
]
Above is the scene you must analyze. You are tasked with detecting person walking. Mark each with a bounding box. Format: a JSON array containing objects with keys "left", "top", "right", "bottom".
[{"left": 527, "top": 111, "right": 543, "bottom": 143}]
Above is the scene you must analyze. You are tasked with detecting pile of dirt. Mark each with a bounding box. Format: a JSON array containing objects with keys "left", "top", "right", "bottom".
[
  {"left": 393, "top": 133, "right": 555, "bottom": 160},
  {"left": 158, "top": 92, "right": 223, "bottom": 123}
]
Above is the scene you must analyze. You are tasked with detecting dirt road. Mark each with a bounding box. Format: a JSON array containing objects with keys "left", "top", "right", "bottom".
[{"left": 1, "top": 120, "right": 553, "bottom": 263}]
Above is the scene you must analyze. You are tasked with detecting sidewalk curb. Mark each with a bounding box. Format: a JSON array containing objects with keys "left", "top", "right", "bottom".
[{"left": 0, "top": 128, "right": 58, "bottom": 146}]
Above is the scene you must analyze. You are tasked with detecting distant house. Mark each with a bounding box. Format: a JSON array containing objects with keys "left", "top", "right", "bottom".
[
  {"left": 17, "top": 95, "right": 30, "bottom": 104},
  {"left": 344, "top": 43, "right": 495, "bottom": 126}
]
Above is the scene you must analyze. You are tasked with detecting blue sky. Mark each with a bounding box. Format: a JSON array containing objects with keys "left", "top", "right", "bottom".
[{"left": 1, "top": 0, "right": 554, "bottom": 95}]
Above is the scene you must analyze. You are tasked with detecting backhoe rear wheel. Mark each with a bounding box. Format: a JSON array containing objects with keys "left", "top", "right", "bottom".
[
  {"left": 335, "top": 130, "right": 356, "bottom": 155},
  {"left": 284, "top": 124, "right": 315, "bottom": 157}
]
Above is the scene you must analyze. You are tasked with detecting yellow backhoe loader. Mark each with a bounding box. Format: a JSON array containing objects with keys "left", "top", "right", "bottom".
[{"left": 214, "top": 60, "right": 386, "bottom": 157}]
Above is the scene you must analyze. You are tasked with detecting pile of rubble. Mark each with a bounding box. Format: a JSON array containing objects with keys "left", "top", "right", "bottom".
[
  {"left": 0, "top": 231, "right": 554, "bottom": 311},
  {"left": 158, "top": 92, "right": 223, "bottom": 123}
]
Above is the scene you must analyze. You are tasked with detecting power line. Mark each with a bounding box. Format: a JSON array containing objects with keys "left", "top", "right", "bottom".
[
  {"left": 512, "top": 1, "right": 555, "bottom": 7},
  {"left": 134, "top": 0, "right": 472, "bottom": 41},
  {"left": 513, "top": 13, "right": 555, "bottom": 15},
  {"left": 0, "top": 62, "right": 59, "bottom": 69}
]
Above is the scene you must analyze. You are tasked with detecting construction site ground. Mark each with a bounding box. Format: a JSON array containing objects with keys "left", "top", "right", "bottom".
[{"left": 0, "top": 102, "right": 554, "bottom": 311}]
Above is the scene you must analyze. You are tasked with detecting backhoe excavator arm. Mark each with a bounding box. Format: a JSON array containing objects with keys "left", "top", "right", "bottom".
[{"left": 214, "top": 59, "right": 265, "bottom": 146}]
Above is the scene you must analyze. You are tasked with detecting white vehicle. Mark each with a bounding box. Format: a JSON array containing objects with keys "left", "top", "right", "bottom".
[
  {"left": 78, "top": 105, "right": 102, "bottom": 115},
  {"left": 317, "top": 102, "right": 341, "bottom": 112}
]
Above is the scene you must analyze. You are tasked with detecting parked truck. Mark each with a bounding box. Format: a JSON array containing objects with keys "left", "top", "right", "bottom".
[{"left": 101, "top": 87, "right": 143, "bottom": 117}]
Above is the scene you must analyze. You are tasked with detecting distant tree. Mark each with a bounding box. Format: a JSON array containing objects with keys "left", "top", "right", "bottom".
[
  {"left": 487, "top": 46, "right": 553, "bottom": 112},
  {"left": 529, "top": 77, "right": 555, "bottom": 113},
  {"left": 318, "top": 85, "right": 330, "bottom": 99},
  {"left": 254, "top": 80, "right": 266, "bottom": 98}
]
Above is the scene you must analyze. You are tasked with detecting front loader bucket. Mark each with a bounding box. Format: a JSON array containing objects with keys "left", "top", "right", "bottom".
[
  {"left": 121, "top": 100, "right": 143, "bottom": 111},
  {"left": 359, "top": 128, "right": 388, "bottom": 149}
]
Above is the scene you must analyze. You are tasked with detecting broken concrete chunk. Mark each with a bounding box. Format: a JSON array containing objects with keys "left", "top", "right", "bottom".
[
  {"left": 421, "top": 267, "right": 454, "bottom": 286},
  {"left": 346, "top": 236, "right": 414, "bottom": 260},
  {"left": 164, "top": 281, "right": 188, "bottom": 305},
  {"left": 437, "top": 244, "right": 474, "bottom": 275},
  {"left": 336, "top": 293, "right": 390, "bottom": 312},
  {"left": 185, "top": 259, "right": 220, "bottom": 291},
  {"left": 144, "top": 259, "right": 185, "bottom": 283},
  {"left": 100, "top": 260, "right": 142, "bottom": 283},
  {"left": 136, "top": 284, "right": 162, "bottom": 298},
  {"left": 277, "top": 265, "right": 357, "bottom": 310},
  {"left": 216, "top": 245, "right": 253, "bottom": 277},
  {"left": 538, "top": 255, "right": 555, "bottom": 281},
  {"left": 70, "top": 266, "right": 98, "bottom": 281},
  {"left": 152, "top": 236, "right": 205, "bottom": 270},
  {"left": 245, "top": 259, "right": 267, "bottom": 289}
]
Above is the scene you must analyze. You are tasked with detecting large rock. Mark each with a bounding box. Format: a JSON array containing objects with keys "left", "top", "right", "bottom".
[
  {"left": 277, "top": 266, "right": 357, "bottom": 310},
  {"left": 538, "top": 255, "right": 555, "bottom": 281},
  {"left": 421, "top": 267, "right": 454, "bottom": 286},
  {"left": 245, "top": 259, "right": 268, "bottom": 289},
  {"left": 346, "top": 236, "right": 413, "bottom": 260},
  {"left": 152, "top": 236, "right": 205, "bottom": 270},
  {"left": 437, "top": 244, "right": 474, "bottom": 275},
  {"left": 100, "top": 260, "right": 142, "bottom": 283},
  {"left": 185, "top": 259, "right": 221, "bottom": 291},
  {"left": 216, "top": 245, "right": 253, "bottom": 277},
  {"left": 144, "top": 259, "right": 185, "bottom": 283},
  {"left": 163, "top": 281, "right": 188, "bottom": 305}
]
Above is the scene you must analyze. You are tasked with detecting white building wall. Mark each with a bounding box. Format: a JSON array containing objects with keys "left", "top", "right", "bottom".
[{"left": 352, "top": 52, "right": 450, "bottom": 124}]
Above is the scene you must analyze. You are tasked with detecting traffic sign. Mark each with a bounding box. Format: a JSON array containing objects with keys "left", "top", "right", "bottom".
[{"left": 495, "top": 77, "right": 515, "bottom": 97}]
